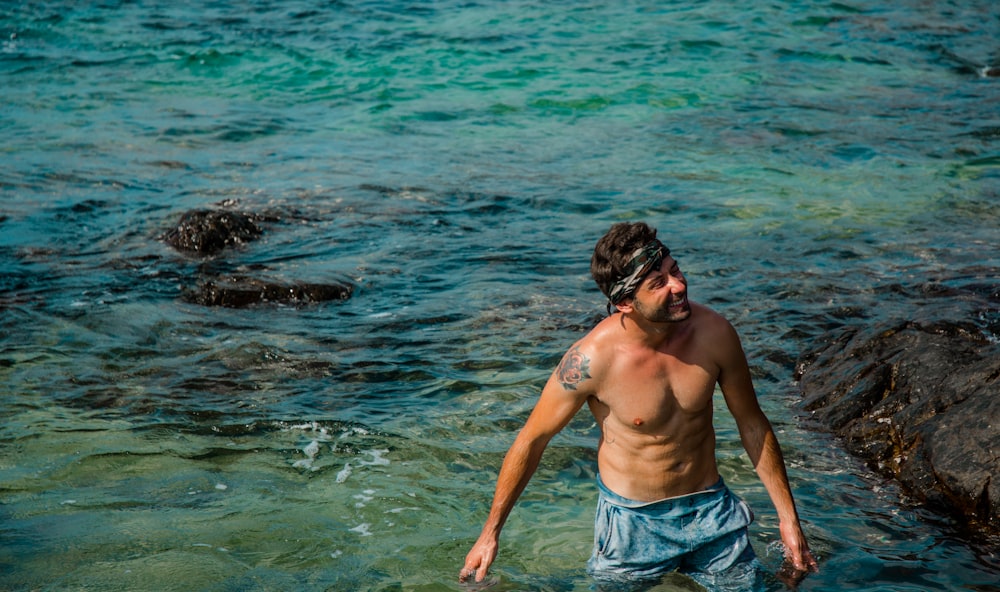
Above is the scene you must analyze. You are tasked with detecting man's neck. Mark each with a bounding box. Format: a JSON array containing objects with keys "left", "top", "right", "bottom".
[{"left": 619, "top": 311, "right": 690, "bottom": 349}]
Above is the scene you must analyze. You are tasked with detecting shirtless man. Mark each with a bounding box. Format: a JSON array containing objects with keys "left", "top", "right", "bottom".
[{"left": 459, "top": 221, "right": 817, "bottom": 588}]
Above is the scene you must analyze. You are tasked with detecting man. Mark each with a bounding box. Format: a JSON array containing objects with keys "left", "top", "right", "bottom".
[{"left": 459, "top": 221, "right": 818, "bottom": 589}]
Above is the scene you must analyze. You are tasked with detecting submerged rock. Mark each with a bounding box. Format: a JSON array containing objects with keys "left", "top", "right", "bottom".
[
  {"left": 160, "top": 205, "right": 355, "bottom": 307},
  {"left": 162, "top": 209, "right": 263, "bottom": 255},
  {"left": 796, "top": 320, "right": 1000, "bottom": 536},
  {"left": 184, "top": 275, "right": 353, "bottom": 308}
]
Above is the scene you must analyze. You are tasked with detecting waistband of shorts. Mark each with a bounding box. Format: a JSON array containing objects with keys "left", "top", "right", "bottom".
[{"left": 596, "top": 474, "right": 727, "bottom": 510}]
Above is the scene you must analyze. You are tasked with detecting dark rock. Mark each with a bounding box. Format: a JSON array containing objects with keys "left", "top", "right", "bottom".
[
  {"left": 183, "top": 275, "right": 353, "bottom": 308},
  {"left": 796, "top": 320, "right": 1000, "bottom": 536},
  {"left": 162, "top": 209, "right": 263, "bottom": 255},
  {"left": 148, "top": 160, "right": 191, "bottom": 169}
]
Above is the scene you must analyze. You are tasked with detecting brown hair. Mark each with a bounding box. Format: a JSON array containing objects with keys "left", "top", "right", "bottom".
[{"left": 590, "top": 221, "right": 659, "bottom": 300}]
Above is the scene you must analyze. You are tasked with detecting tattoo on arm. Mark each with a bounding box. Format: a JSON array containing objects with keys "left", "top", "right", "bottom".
[{"left": 557, "top": 346, "right": 592, "bottom": 390}]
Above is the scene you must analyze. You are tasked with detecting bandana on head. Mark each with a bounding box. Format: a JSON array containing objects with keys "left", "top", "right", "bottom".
[{"left": 607, "top": 239, "right": 669, "bottom": 305}]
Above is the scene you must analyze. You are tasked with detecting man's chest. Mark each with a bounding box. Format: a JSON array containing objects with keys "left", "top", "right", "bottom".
[{"left": 598, "top": 355, "right": 719, "bottom": 427}]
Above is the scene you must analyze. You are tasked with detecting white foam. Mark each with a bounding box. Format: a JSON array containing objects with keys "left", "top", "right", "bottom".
[
  {"left": 359, "top": 449, "right": 390, "bottom": 466},
  {"left": 303, "top": 440, "right": 321, "bottom": 457},
  {"left": 339, "top": 426, "right": 370, "bottom": 438},
  {"left": 336, "top": 463, "right": 353, "bottom": 483},
  {"left": 765, "top": 540, "right": 786, "bottom": 558},
  {"left": 284, "top": 421, "right": 333, "bottom": 441},
  {"left": 293, "top": 439, "right": 322, "bottom": 470},
  {"left": 349, "top": 523, "right": 372, "bottom": 536},
  {"left": 353, "top": 492, "right": 374, "bottom": 508}
]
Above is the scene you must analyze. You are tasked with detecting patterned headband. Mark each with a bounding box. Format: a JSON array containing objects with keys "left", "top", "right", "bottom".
[{"left": 607, "top": 239, "right": 669, "bottom": 305}]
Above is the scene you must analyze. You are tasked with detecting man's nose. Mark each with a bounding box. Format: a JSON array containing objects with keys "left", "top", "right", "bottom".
[{"left": 667, "top": 273, "right": 686, "bottom": 291}]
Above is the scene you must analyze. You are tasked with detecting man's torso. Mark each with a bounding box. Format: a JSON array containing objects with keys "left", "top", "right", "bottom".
[{"left": 584, "top": 304, "right": 725, "bottom": 501}]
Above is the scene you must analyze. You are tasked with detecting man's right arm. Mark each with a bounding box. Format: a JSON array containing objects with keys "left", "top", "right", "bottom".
[
  {"left": 458, "top": 425, "right": 554, "bottom": 583},
  {"left": 459, "top": 345, "right": 595, "bottom": 583}
]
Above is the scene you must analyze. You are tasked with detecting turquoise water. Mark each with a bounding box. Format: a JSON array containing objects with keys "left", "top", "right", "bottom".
[{"left": 2, "top": 1, "right": 999, "bottom": 590}]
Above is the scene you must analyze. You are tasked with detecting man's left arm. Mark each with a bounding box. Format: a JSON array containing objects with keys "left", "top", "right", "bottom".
[{"left": 716, "top": 318, "right": 819, "bottom": 574}]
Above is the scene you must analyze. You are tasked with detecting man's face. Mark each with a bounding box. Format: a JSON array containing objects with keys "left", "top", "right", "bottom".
[{"left": 629, "top": 255, "right": 691, "bottom": 323}]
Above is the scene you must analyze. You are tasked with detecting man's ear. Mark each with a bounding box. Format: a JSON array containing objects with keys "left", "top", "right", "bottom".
[{"left": 614, "top": 299, "right": 633, "bottom": 314}]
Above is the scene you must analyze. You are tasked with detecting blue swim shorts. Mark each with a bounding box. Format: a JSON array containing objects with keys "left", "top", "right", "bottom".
[{"left": 587, "top": 475, "right": 758, "bottom": 586}]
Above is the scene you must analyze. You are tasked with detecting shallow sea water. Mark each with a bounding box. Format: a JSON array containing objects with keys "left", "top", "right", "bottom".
[{"left": 2, "top": 1, "right": 999, "bottom": 590}]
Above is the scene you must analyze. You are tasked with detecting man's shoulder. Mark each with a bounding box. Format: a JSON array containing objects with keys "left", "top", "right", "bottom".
[
  {"left": 564, "top": 316, "right": 622, "bottom": 374},
  {"left": 578, "top": 314, "right": 622, "bottom": 348},
  {"left": 679, "top": 303, "right": 741, "bottom": 358},
  {"left": 690, "top": 301, "right": 734, "bottom": 329}
]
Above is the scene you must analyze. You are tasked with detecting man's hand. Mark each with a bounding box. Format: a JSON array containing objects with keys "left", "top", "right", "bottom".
[
  {"left": 459, "top": 535, "right": 498, "bottom": 583},
  {"left": 780, "top": 520, "right": 819, "bottom": 574}
]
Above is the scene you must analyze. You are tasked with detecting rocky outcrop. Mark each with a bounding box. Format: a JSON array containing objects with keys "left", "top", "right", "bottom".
[
  {"left": 161, "top": 206, "right": 353, "bottom": 307},
  {"left": 796, "top": 319, "right": 1000, "bottom": 536},
  {"left": 162, "top": 209, "right": 263, "bottom": 255},
  {"left": 184, "top": 276, "right": 353, "bottom": 308}
]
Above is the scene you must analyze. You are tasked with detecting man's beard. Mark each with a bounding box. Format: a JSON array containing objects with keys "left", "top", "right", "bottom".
[{"left": 633, "top": 295, "right": 691, "bottom": 323}]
